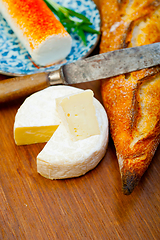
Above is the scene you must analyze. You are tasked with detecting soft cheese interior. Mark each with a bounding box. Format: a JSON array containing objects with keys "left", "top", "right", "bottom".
[{"left": 56, "top": 90, "right": 100, "bottom": 141}]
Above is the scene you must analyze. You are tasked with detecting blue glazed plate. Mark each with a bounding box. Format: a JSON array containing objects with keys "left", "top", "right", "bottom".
[{"left": 0, "top": 0, "right": 100, "bottom": 76}]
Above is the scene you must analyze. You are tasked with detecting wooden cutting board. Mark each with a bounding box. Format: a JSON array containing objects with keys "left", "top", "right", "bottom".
[
  {"left": 0, "top": 0, "right": 160, "bottom": 237},
  {"left": 0, "top": 71, "right": 160, "bottom": 239}
]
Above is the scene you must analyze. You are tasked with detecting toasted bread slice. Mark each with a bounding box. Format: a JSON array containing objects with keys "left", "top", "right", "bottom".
[{"left": 100, "top": 0, "right": 160, "bottom": 194}]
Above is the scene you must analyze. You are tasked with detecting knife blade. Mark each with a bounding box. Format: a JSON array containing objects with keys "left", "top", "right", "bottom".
[{"left": 0, "top": 42, "right": 160, "bottom": 103}]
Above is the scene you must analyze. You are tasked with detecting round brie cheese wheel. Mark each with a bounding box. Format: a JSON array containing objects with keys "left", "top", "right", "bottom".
[{"left": 14, "top": 86, "right": 109, "bottom": 179}]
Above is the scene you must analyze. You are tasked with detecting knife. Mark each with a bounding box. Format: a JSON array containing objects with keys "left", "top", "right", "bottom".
[{"left": 0, "top": 42, "right": 160, "bottom": 103}]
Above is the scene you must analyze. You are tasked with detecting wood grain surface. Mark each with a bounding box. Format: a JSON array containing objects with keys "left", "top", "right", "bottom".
[{"left": 0, "top": 1, "right": 160, "bottom": 239}]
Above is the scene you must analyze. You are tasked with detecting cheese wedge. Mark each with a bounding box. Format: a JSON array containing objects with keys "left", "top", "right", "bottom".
[
  {"left": 14, "top": 86, "right": 82, "bottom": 145},
  {"left": 37, "top": 92, "right": 109, "bottom": 179},
  {"left": 0, "top": 0, "right": 72, "bottom": 66},
  {"left": 56, "top": 90, "right": 100, "bottom": 141}
]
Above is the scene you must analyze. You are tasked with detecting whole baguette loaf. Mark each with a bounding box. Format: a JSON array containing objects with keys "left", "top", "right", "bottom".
[
  {"left": 100, "top": 0, "right": 160, "bottom": 194},
  {"left": 0, "top": 0, "right": 72, "bottom": 66}
]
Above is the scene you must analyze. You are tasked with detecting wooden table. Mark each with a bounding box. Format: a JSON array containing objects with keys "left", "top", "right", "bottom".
[{"left": 0, "top": 2, "right": 160, "bottom": 240}]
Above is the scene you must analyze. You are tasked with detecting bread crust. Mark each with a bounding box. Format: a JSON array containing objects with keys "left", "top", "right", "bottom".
[{"left": 100, "top": 0, "right": 160, "bottom": 194}]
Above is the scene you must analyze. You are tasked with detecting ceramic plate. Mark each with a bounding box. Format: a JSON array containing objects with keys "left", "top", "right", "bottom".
[{"left": 0, "top": 0, "right": 100, "bottom": 76}]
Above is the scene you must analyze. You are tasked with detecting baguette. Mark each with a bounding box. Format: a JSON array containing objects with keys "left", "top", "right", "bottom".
[
  {"left": 0, "top": 0, "right": 72, "bottom": 66},
  {"left": 100, "top": 0, "right": 160, "bottom": 194}
]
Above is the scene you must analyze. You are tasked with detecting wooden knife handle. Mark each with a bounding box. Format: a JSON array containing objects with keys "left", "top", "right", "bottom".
[{"left": 0, "top": 72, "right": 50, "bottom": 103}]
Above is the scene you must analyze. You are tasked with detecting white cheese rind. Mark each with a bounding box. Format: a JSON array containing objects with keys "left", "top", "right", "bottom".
[
  {"left": 14, "top": 86, "right": 82, "bottom": 145},
  {"left": 37, "top": 91, "right": 109, "bottom": 179}
]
